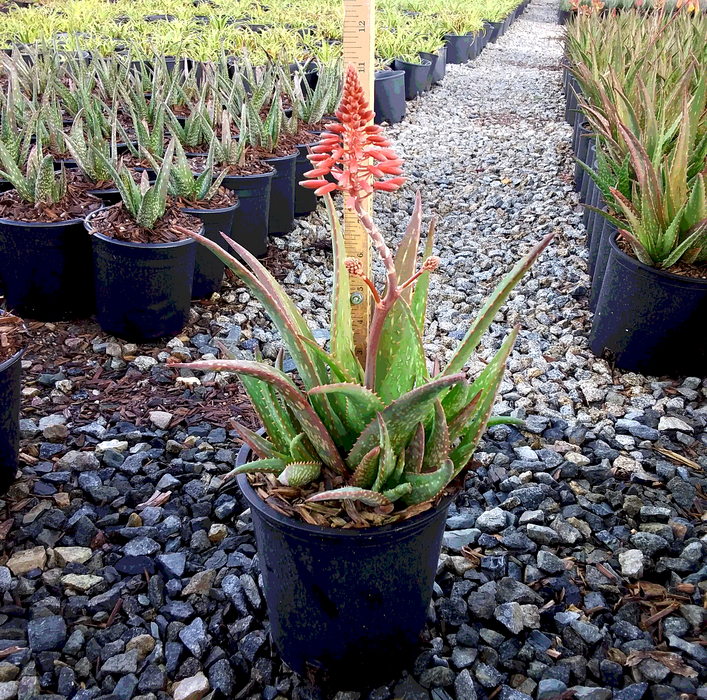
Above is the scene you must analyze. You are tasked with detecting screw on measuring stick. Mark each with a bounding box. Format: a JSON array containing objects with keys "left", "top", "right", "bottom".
[{"left": 343, "top": 0, "right": 375, "bottom": 363}]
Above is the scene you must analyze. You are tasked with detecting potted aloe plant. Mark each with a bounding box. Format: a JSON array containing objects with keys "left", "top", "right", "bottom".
[
  {"left": 0, "top": 134, "right": 102, "bottom": 320},
  {"left": 83, "top": 139, "right": 202, "bottom": 340},
  {"left": 168, "top": 139, "right": 240, "bottom": 298},
  {"left": 0, "top": 310, "right": 26, "bottom": 495},
  {"left": 170, "top": 65, "right": 552, "bottom": 686}
]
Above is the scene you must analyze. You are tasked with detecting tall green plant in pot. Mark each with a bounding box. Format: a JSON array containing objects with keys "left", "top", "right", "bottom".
[
  {"left": 83, "top": 140, "right": 203, "bottom": 341},
  {"left": 171, "top": 65, "right": 552, "bottom": 686}
]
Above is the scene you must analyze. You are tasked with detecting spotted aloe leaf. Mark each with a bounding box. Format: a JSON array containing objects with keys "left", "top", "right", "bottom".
[
  {"left": 171, "top": 359, "right": 347, "bottom": 475},
  {"left": 444, "top": 233, "right": 553, "bottom": 377},
  {"left": 411, "top": 218, "right": 436, "bottom": 332},
  {"left": 350, "top": 445, "right": 380, "bottom": 488},
  {"left": 422, "top": 400, "right": 450, "bottom": 472},
  {"left": 309, "top": 383, "right": 385, "bottom": 436},
  {"left": 383, "top": 482, "right": 412, "bottom": 503},
  {"left": 306, "top": 487, "right": 391, "bottom": 507},
  {"left": 278, "top": 462, "right": 321, "bottom": 487},
  {"left": 289, "top": 433, "right": 317, "bottom": 463},
  {"left": 230, "top": 458, "right": 286, "bottom": 475},
  {"left": 372, "top": 413, "right": 395, "bottom": 492},
  {"left": 231, "top": 420, "right": 289, "bottom": 462},
  {"left": 450, "top": 327, "right": 519, "bottom": 476},
  {"left": 374, "top": 195, "right": 429, "bottom": 403},
  {"left": 402, "top": 459, "right": 454, "bottom": 506},
  {"left": 347, "top": 373, "right": 466, "bottom": 469},
  {"left": 404, "top": 423, "right": 425, "bottom": 474}
]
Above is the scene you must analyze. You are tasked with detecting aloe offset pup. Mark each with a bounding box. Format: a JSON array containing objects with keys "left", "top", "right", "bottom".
[{"left": 173, "top": 65, "right": 552, "bottom": 523}]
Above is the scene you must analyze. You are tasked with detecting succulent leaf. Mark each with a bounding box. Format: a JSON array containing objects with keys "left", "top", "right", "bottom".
[
  {"left": 278, "top": 462, "right": 322, "bottom": 487},
  {"left": 401, "top": 459, "right": 454, "bottom": 506},
  {"left": 306, "top": 487, "right": 391, "bottom": 507},
  {"left": 350, "top": 445, "right": 381, "bottom": 488}
]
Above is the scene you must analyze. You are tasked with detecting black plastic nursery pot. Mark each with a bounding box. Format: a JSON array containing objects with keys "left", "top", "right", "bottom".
[
  {"left": 0, "top": 344, "right": 23, "bottom": 496},
  {"left": 236, "top": 447, "right": 454, "bottom": 687},
  {"left": 392, "top": 58, "right": 432, "bottom": 100},
  {"left": 488, "top": 21, "right": 504, "bottom": 43},
  {"left": 374, "top": 70, "right": 406, "bottom": 125},
  {"left": 419, "top": 50, "right": 445, "bottom": 90},
  {"left": 0, "top": 216, "right": 95, "bottom": 321},
  {"left": 559, "top": 9, "right": 573, "bottom": 24},
  {"left": 443, "top": 33, "right": 474, "bottom": 64},
  {"left": 295, "top": 143, "right": 318, "bottom": 216},
  {"left": 265, "top": 152, "right": 297, "bottom": 236},
  {"left": 180, "top": 201, "right": 240, "bottom": 298},
  {"left": 589, "top": 233, "right": 707, "bottom": 377},
  {"left": 589, "top": 216, "right": 617, "bottom": 312},
  {"left": 222, "top": 170, "right": 275, "bottom": 258},
  {"left": 86, "top": 214, "right": 198, "bottom": 341}
]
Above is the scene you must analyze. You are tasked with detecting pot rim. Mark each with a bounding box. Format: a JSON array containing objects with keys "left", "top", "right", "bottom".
[
  {"left": 0, "top": 213, "right": 89, "bottom": 228},
  {"left": 608, "top": 231, "right": 707, "bottom": 288},
  {"left": 179, "top": 200, "right": 241, "bottom": 216},
  {"left": 374, "top": 69, "right": 405, "bottom": 80},
  {"left": 261, "top": 150, "right": 298, "bottom": 163},
  {"left": 222, "top": 168, "right": 276, "bottom": 182},
  {"left": 394, "top": 58, "right": 433, "bottom": 68},
  {"left": 0, "top": 346, "right": 24, "bottom": 375},
  {"left": 85, "top": 210, "right": 202, "bottom": 250},
  {"left": 235, "top": 439, "right": 455, "bottom": 542}
]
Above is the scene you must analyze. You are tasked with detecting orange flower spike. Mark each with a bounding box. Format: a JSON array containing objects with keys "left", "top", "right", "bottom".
[{"left": 299, "top": 63, "right": 406, "bottom": 203}]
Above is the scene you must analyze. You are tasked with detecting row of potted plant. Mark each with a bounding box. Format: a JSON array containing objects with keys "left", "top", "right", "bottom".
[
  {"left": 1, "top": 0, "right": 529, "bottom": 64},
  {"left": 0, "top": 50, "right": 345, "bottom": 332},
  {"left": 374, "top": 0, "right": 531, "bottom": 124},
  {"left": 563, "top": 7, "right": 707, "bottom": 377},
  {"left": 559, "top": 0, "right": 703, "bottom": 24}
]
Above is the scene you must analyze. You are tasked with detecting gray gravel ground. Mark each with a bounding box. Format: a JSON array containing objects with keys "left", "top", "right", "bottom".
[{"left": 5, "top": 1, "right": 707, "bottom": 700}]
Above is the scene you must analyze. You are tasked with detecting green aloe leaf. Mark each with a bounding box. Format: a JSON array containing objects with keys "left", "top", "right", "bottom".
[
  {"left": 170, "top": 359, "right": 347, "bottom": 475},
  {"left": 347, "top": 373, "right": 466, "bottom": 469},
  {"left": 411, "top": 218, "right": 435, "bottom": 331},
  {"left": 231, "top": 420, "right": 289, "bottom": 461},
  {"left": 402, "top": 459, "right": 453, "bottom": 505},
  {"left": 422, "top": 400, "right": 450, "bottom": 472},
  {"left": 351, "top": 445, "right": 381, "bottom": 488},
  {"left": 230, "top": 457, "right": 286, "bottom": 475},
  {"left": 404, "top": 422, "right": 425, "bottom": 475},
  {"left": 278, "top": 462, "right": 321, "bottom": 487},
  {"left": 306, "top": 487, "right": 391, "bottom": 507}
]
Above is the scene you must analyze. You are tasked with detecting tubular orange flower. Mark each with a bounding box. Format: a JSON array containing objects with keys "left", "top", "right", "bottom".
[{"left": 300, "top": 63, "right": 406, "bottom": 207}]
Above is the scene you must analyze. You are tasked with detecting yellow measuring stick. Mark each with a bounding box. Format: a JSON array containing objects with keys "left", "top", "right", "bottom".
[{"left": 343, "top": 0, "right": 375, "bottom": 363}]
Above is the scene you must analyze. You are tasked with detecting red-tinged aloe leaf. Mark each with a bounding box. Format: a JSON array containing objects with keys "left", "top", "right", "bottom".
[
  {"left": 347, "top": 373, "right": 466, "bottom": 468},
  {"left": 448, "top": 391, "right": 482, "bottom": 443},
  {"left": 298, "top": 336, "right": 358, "bottom": 384},
  {"left": 422, "top": 400, "right": 450, "bottom": 472},
  {"left": 382, "top": 481, "right": 412, "bottom": 503},
  {"left": 450, "top": 328, "right": 519, "bottom": 477},
  {"left": 444, "top": 234, "right": 553, "bottom": 377},
  {"left": 404, "top": 422, "right": 425, "bottom": 475},
  {"left": 402, "top": 459, "right": 453, "bottom": 506},
  {"left": 288, "top": 432, "right": 317, "bottom": 462},
  {"left": 394, "top": 190, "right": 422, "bottom": 305},
  {"left": 171, "top": 359, "right": 347, "bottom": 475},
  {"left": 351, "top": 445, "right": 380, "bottom": 488},
  {"left": 232, "top": 420, "right": 289, "bottom": 461},
  {"left": 376, "top": 295, "right": 428, "bottom": 405},
  {"left": 277, "top": 462, "right": 321, "bottom": 487},
  {"left": 411, "top": 216, "right": 434, "bottom": 331},
  {"left": 372, "top": 413, "right": 395, "bottom": 492},
  {"left": 305, "top": 487, "right": 391, "bottom": 507},
  {"left": 388, "top": 449, "right": 406, "bottom": 487},
  {"left": 324, "top": 192, "right": 361, "bottom": 381},
  {"left": 663, "top": 217, "right": 707, "bottom": 269}
]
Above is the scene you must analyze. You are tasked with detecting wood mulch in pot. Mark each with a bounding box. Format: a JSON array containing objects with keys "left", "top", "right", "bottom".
[
  {"left": 0, "top": 312, "right": 27, "bottom": 364},
  {"left": 617, "top": 235, "right": 707, "bottom": 280},
  {"left": 176, "top": 186, "right": 238, "bottom": 211},
  {"left": 87, "top": 201, "right": 201, "bottom": 244},
  {"left": 190, "top": 149, "right": 275, "bottom": 177},
  {"left": 0, "top": 170, "right": 102, "bottom": 224}
]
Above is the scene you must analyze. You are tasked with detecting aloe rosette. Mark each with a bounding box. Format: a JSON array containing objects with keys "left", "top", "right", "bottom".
[{"left": 172, "top": 64, "right": 552, "bottom": 520}]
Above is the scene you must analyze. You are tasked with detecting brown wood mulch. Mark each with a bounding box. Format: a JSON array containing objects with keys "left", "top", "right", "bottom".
[
  {"left": 87, "top": 201, "right": 201, "bottom": 244},
  {"left": 189, "top": 149, "right": 275, "bottom": 176},
  {"left": 176, "top": 186, "right": 238, "bottom": 210},
  {"left": 0, "top": 312, "right": 27, "bottom": 364},
  {"left": 0, "top": 172, "right": 102, "bottom": 223}
]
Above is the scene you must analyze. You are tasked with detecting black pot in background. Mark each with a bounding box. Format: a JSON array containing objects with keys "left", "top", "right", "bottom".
[
  {"left": 374, "top": 70, "right": 406, "bottom": 125},
  {"left": 488, "top": 21, "right": 504, "bottom": 43},
  {"left": 88, "top": 187, "right": 122, "bottom": 206},
  {"left": 0, "top": 340, "right": 23, "bottom": 496},
  {"left": 443, "top": 33, "right": 474, "bottom": 64},
  {"left": 419, "top": 49, "right": 445, "bottom": 89},
  {"left": 573, "top": 123, "right": 592, "bottom": 193},
  {"left": 392, "top": 58, "right": 432, "bottom": 100},
  {"left": 86, "top": 212, "right": 198, "bottom": 341},
  {"left": 590, "top": 215, "right": 617, "bottom": 312},
  {"left": 559, "top": 9, "right": 573, "bottom": 24},
  {"left": 579, "top": 141, "right": 596, "bottom": 206},
  {"left": 236, "top": 452, "right": 453, "bottom": 688},
  {"left": 294, "top": 142, "right": 318, "bottom": 216},
  {"left": 265, "top": 152, "right": 297, "bottom": 236},
  {"left": 0, "top": 216, "right": 96, "bottom": 321},
  {"left": 180, "top": 201, "right": 240, "bottom": 298},
  {"left": 590, "top": 233, "right": 707, "bottom": 377},
  {"left": 586, "top": 187, "right": 604, "bottom": 268},
  {"left": 222, "top": 170, "right": 275, "bottom": 258}
]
